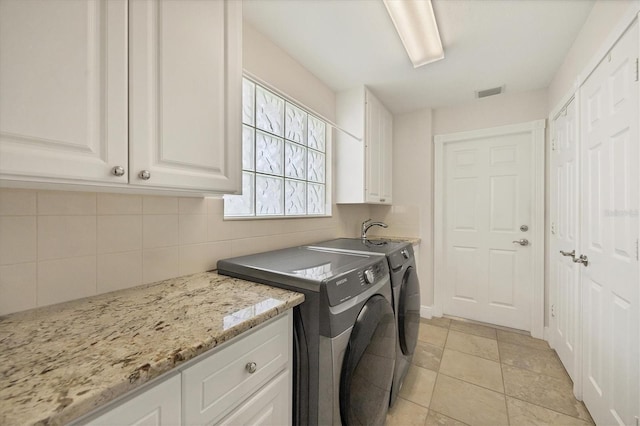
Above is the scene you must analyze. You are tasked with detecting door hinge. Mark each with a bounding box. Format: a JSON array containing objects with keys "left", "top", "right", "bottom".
[
  {"left": 635, "top": 58, "right": 639, "bottom": 82},
  {"left": 636, "top": 238, "right": 639, "bottom": 261},
  {"left": 551, "top": 222, "right": 556, "bottom": 235},
  {"left": 551, "top": 304, "right": 556, "bottom": 318},
  {"left": 551, "top": 138, "right": 556, "bottom": 151}
]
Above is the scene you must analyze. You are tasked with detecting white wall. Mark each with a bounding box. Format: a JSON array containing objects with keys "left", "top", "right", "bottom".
[
  {"left": 548, "top": 0, "right": 639, "bottom": 110},
  {"left": 243, "top": 24, "right": 336, "bottom": 122},
  {"left": 0, "top": 23, "right": 370, "bottom": 317},
  {"left": 433, "top": 88, "right": 548, "bottom": 136}
]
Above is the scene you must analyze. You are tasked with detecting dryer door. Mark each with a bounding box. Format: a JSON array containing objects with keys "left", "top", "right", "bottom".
[
  {"left": 399, "top": 266, "right": 421, "bottom": 355},
  {"left": 339, "top": 294, "right": 396, "bottom": 426}
]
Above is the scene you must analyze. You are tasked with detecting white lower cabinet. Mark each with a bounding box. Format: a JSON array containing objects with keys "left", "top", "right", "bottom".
[
  {"left": 218, "top": 370, "right": 290, "bottom": 426},
  {"left": 86, "top": 375, "right": 182, "bottom": 426},
  {"left": 79, "top": 313, "right": 292, "bottom": 426}
]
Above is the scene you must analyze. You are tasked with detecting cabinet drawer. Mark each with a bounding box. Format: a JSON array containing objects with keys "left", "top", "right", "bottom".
[
  {"left": 219, "top": 370, "right": 290, "bottom": 426},
  {"left": 182, "top": 315, "right": 289, "bottom": 425}
]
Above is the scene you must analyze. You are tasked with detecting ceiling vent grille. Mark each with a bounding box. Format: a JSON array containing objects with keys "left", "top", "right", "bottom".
[{"left": 476, "top": 86, "right": 504, "bottom": 99}]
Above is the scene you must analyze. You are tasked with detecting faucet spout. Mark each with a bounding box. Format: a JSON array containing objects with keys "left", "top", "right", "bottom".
[{"left": 361, "top": 219, "right": 388, "bottom": 239}]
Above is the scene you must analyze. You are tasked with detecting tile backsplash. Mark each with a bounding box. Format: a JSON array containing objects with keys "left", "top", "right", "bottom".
[{"left": 0, "top": 189, "right": 367, "bottom": 316}]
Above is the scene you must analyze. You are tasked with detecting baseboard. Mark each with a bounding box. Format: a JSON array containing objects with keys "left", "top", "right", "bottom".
[{"left": 420, "top": 305, "right": 433, "bottom": 319}]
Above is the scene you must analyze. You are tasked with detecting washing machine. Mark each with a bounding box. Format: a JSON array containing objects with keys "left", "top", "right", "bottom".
[
  {"left": 217, "top": 246, "right": 396, "bottom": 425},
  {"left": 306, "top": 238, "right": 421, "bottom": 406}
]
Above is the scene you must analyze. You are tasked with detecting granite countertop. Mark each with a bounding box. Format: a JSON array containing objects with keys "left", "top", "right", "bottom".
[
  {"left": 0, "top": 272, "right": 304, "bottom": 426},
  {"left": 367, "top": 235, "right": 421, "bottom": 246}
]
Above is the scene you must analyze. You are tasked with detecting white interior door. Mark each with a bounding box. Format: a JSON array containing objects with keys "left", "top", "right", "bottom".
[
  {"left": 580, "top": 20, "right": 639, "bottom": 426},
  {"left": 441, "top": 129, "right": 535, "bottom": 331},
  {"left": 549, "top": 98, "right": 581, "bottom": 385}
]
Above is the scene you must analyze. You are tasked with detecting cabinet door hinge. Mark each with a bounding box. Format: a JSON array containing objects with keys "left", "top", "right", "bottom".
[
  {"left": 635, "top": 58, "right": 639, "bottom": 82},
  {"left": 636, "top": 238, "right": 639, "bottom": 261},
  {"left": 551, "top": 222, "right": 556, "bottom": 235},
  {"left": 551, "top": 138, "right": 556, "bottom": 151}
]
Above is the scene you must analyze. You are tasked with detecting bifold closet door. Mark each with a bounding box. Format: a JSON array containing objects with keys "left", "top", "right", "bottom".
[
  {"left": 580, "top": 20, "right": 639, "bottom": 426},
  {"left": 549, "top": 98, "right": 580, "bottom": 385}
]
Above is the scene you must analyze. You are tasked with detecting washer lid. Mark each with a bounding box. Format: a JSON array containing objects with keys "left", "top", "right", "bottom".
[{"left": 217, "top": 246, "right": 379, "bottom": 292}]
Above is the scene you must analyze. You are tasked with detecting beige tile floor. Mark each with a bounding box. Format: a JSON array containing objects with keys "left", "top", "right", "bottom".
[{"left": 385, "top": 317, "right": 594, "bottom": 426}]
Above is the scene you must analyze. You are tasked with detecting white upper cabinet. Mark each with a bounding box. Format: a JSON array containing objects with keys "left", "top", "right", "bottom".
[
  {"left": 129, "top": 0, "right": 241, "bottom": 192},
  {"left": 0, "top": 0, "right": 128, "bottom": 184},
  {"left": 336, "top": 87, "right": 393, "bottom": 204},
  {"left": 0, "top": 0, "right": 242, "bottom": 194}
]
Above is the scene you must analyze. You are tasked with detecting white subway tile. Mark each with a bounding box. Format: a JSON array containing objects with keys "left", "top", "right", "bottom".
[
  {"left": 0, "top": 216, "right": 36, "bottom": 265},
  {"left": 97, "top": 215, "right": 142, "bottom": 254},
  {"left": 38, "top": 216, "right": 96, "bottom": 261},
  {"left": 143, "top": 196, "right": 178, "bottom": 214},
  {"left": 206, "top": 196, "right": 224, "bottom": 215},
  {"left": 97, "top": 193, "right": 142, "bottom": 215},
  {"left": 206, "top": 214, "right": 234, "bottom": 242},
  {"left": 179, "top": 215, "right": 207, "bottom": 245},
  {"left": 142, "top": 247, "right": 179, "bottom": 284},
  {"left": 143, "top": 215, "right": 179, "bottom": 249},
  {"left": 37, "top": 256, "right": 96, "bottom": 307},
  {"left": 179, "top": 242, "right": 231, "bottom": 275},
  {"left": 179, "top": 197, "right": 207, "bottom": 215},
  {"left": 0, "top": 263, "right": 37, "bottom": 315},
  {"left": 0, "top": 189, "right": 36, "bottom": 216},
  {"left": 97, "top": 251, "right": 142, "bottom": 294},
  {"left": 37, "top": 191, "right": 96, "bottom": 215}
]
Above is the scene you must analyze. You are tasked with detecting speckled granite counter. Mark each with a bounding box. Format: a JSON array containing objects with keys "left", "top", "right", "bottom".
[
  {"left": 0, "top": 272, "right": 304, "bottom": 426},
  {"left": 367, "top": 236, "right": 421, "bottom": 246}
]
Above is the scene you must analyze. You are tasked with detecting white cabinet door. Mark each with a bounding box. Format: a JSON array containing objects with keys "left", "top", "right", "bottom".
[
  {"left": 549, "top": 98, "right": 580, "bottom": 385},
  {"left": 85, "top": 375, "right": 181, "bottom": 426},
  {"left": 380, "top": 106, "right": 393, "bottom": 204},
  {"left": 579, "top": 20, "right": 639, "bottom": 426},
  {"left": 219, "top": 371, "right": 290, "bottom": 426},
  {"left": 0, "top": 0, "right": 128, "bottom": 184},
  {"left": 365, "top": 91, "right": 382, "bottom": 203},
  {"left": 129, "top": 0, "right": 242, "bottom": 193}
]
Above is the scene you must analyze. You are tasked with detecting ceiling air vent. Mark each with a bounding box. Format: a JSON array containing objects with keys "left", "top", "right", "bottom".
[{"left": 476, "top": 86, "right": 504, "bottom": 99}]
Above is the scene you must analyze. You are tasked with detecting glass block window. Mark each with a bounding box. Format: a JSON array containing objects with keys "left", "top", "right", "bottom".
[{"left": 225, "top": 78, "right": 328, "bottom": 217}]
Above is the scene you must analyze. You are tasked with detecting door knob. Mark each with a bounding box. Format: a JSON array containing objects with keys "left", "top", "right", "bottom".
[
  {"left": 573, "top": 254, "right": 588, "bottom": 267},
  {"left": 512, "top": 239, "right": 529, "bottom": 246},
  {"left": 559, "top": 249, "right": 576, "bottom": 259}
]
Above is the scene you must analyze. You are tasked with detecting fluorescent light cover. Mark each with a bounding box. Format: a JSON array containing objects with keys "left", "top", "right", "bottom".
[{"left": 383, "top": 0, "right": 444, "bottom": 68}]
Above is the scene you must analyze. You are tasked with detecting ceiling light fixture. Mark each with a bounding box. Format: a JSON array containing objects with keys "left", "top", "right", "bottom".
[{"left": 383, "top": 0, "right": 444, "bottom": 68}]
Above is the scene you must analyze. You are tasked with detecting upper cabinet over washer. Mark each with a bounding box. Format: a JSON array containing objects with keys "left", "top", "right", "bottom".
[
  {"left": 0, "top": 0, "right": 242, "bottom": 195},
  {"left": 335, "top": 87, "right": 392, "bottom": 205}
]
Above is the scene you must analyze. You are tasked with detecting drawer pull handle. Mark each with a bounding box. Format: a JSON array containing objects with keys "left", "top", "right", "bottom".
[{"left": 245, "top": 362, "right": 257, "bottom": 374}]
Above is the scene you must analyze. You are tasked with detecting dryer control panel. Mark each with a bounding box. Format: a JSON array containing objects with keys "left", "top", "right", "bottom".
[{"left": 324, "top": 260, "right": 388, "bottom": 307}]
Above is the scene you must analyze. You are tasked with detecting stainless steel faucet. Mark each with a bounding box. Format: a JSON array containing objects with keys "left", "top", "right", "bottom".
[{"left": 361, "top": 219, "right": 388, "bottom": 239}]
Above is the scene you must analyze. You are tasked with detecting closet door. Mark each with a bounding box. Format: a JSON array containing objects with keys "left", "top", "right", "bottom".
[
  {"left": 580, "top": 20, "right": 639, "bottom": 426},
  {"left": 549, "top": 98, "right": 580, "bottom": 386}
]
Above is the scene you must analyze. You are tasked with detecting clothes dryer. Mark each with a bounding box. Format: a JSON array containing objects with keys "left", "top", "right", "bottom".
[
  {"left": 218, "top": 246, "right": 396, "bottom": 425},
  {"left": 306, "top": 238, "right": 421, "bottom": 406}
]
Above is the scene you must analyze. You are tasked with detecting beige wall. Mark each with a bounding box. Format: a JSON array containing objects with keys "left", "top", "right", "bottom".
[
  {"left": 433, "top": 88, "right": 549, "bottom": 136},
  {"left": 0, "top": 23, "right": 371, "bottom": 316},
  {"left": 548, "top": 0, "right": 638, "bottom": 110}
]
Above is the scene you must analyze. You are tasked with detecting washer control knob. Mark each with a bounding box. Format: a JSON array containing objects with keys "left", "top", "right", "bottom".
[
  {"left": 401, "top": 249, "right": 409, "bottom": 259},
  {"left": 363, "top": 269, "right": 375, "bottom": 284}
]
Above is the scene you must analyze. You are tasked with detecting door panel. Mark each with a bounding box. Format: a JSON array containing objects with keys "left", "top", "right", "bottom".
[
  {"left": 443, "top": 131, "right": 533, "bottom": 330},
  {"left": 549, "top": 97, "right": 580, "bottom": 384},
  {"left": 580, "top": 21, "right": 639, "bottom": 426}
]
